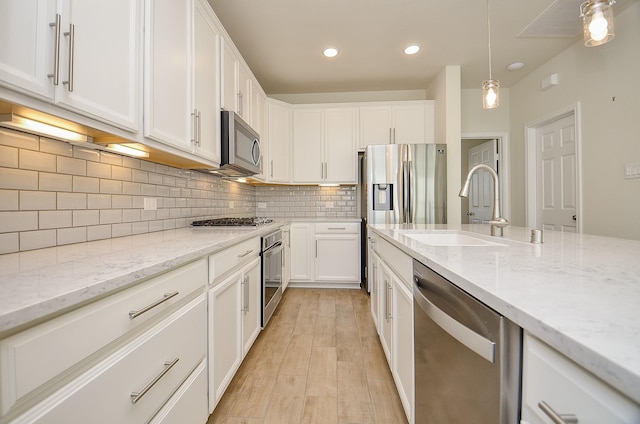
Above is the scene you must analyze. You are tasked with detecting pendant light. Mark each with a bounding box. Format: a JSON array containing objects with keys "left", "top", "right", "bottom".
[
  {"left": 482, "top": 0, "right": 499, "bottom": 109},
  {"left": 580, "top": 0, "right": 615, "bottom": 47}
]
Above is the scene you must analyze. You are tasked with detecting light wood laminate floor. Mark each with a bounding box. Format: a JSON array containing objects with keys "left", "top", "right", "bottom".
[{"left": 207, "top": 288, "right": 408, "bottom": 424}]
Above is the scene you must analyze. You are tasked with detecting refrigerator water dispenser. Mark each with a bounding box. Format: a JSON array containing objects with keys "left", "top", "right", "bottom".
[{"left": 373, "top": 184, "right": 393, "bottom": 210}]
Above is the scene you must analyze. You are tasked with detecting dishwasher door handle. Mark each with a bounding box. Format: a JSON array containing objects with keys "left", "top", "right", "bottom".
[{"left": 414, "top": 283, "right": 496, "bottom": 363}]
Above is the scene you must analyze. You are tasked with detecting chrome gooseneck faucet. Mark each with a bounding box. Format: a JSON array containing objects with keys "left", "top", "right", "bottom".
[{"left": 459, "top": 164, "right": 509, "bottom": 236}]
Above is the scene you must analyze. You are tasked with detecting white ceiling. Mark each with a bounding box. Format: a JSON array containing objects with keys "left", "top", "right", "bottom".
[{"left": 208, "top": 0, "right": 631, "bottom": 95}]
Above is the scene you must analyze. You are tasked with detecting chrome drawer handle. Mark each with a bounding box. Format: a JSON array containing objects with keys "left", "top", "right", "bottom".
[
  {"left": 538, "top": 401, "right": 578, "bottom": 424},
  {"left": 238, "top": 249, "right": 254, "bottom": 259},
  {"left": 327, "top": 227, "right": 346, "bottom": 230},
  {"left": 129, "top": 291, "right": 179, "bottom": 319},
  {"left": 130, "top": 358, "right": 179, "bottom": 404}
]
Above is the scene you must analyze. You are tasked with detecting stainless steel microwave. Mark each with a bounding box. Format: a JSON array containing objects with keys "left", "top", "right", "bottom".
[{"left": 219, "top": 110, "right": 262, "bottom": 177}]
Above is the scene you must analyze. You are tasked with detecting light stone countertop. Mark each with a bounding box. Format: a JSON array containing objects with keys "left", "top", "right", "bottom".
[
  {"left": 369, "top": 223, "right": 640, "bottom": 404},
  {"left": 0, "top": 222, "right": 282, "bottom": 335}
]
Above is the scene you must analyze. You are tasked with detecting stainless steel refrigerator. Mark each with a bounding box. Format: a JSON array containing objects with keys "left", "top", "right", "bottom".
[{"left": 359, "top": 144, "right": 447, "bottom": 290}]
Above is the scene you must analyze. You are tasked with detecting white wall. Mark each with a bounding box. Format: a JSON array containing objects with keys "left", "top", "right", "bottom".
[
  {"left": 509, "top": 1, "right": 640, "bottom": 239},
  {"left": 427, "top": 66, "right": 461, "bottom": 224},
  {"left": 461, "top": 89, "right": 510, "bottom": 134}
]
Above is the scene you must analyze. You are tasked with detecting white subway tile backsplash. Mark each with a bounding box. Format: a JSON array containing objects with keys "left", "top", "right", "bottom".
[
  {"left": 122, "top": 209, "right": 141, "bottom": 222},
  {"left": 87, "top": 194, "right": 111, "bottom": 209},
  {"left": 72, "top": 176, "right": 100, "bottom": 193},
  {"left": 99, "top": 179, "right": 122, "bottom": 194},
  {"left": 0, "top": 211, "right": 38, "bottom": 232},
  {"left": 20, "top": 229, "right": 56, "bottom": 250},
  {"left": 40, "top": 138, "right": 72, "bottom": 157},
  {"left": 112, "top": 195, "right": 132, "bottom": 209},
  {"left": 21, "top": 191, "right": 57, "bottom": 210},
  {"left": 132, "top": 221, "right": 148, "bottom": 234},
  {"left": 0, "top": 128, "right": 39, "bottom": 150},
  {"left": 100, "top": 151, "right": 122, "bottom": 166},
  {"left": 149, "top": 172, "right": 163, "bottom": 185},
  {"left": 112, "top": 166, "right": 131, "bottom": 181},
  {"left": 140, "top": 161, "right": 156, "bottom": 172},
  {"left": 148, "top": 220, "right": 164, "bottom": 232},
  {"left": 122, "top": 156, "right": 140, "bottom": 169},
  {"left": 73, "top": 210, "right": 100, "bottom": 227},
  {"left": 40, "top": 210, "right": 72, "bottom": 229},
  {"left": 57, "top": 227, "right": 86, "bottom": 245},
  {"left": 0, "top": 233, "right": 19, "bottom": 254},
  {"left": 57, "top": 156, "right": 87, "bottom": 176},
  {"left": 0, "top": 145, "right": 18, "bottom": 167},
  {"left": 73, "top": 146, "right": 101, "bottom": 161},
  {"left": 57, "top": 192, "right": 87, "bottom": 210},
  {"left": 0, "top": 168, "right": 39, "bottom": 190},
  {"left": 0, "top": 190, "right": 19, "bottom": 211},
  {"left": 112, "top": 223, "right": 132, "bottom": 238},
  {"left": 132, "top": 169, "right": 149, "bottom": 183},
  {"left": 122, "top": 181, "right": 141, "bottom": 195},
  {"left": 99, "top": 209, "right": 122, "bottom": 224},
  {"left": 87, "top": 224, "right": 111, "bottom": 241},
  {"left": 87, "top": 161, "right": 111, "bottom": 179},
  {"left": 39, "top": 172, "right": 72, "bottom": 192}
]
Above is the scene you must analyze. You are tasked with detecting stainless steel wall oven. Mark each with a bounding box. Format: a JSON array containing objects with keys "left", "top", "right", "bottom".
[{"left": 261, "top": 229, "right": 283, "bottom": 326}]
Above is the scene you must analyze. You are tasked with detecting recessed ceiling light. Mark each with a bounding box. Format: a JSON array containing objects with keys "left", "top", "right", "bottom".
[
  {"left": 323, "top": 47, "right": 338, "bottom": 58},
  {"left": 404, "top": 44, "right": 420, "bottom": 55},
  {"left": 506, "top": 62, "right": 525, "bottom": 71}
]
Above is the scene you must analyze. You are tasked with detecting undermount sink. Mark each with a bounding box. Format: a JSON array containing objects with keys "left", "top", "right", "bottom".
[{"left": 403, "top": 232, "right": 507, "bottom": 247}]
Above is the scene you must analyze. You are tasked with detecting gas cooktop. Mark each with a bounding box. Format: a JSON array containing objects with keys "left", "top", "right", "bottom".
[{"left": 191, "top": 217, "right": 273, "bottom": 227}]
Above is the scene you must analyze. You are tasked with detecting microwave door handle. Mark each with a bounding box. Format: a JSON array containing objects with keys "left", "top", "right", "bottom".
[{"left": 251, "top": 139, "right": 261, "bottom": 166}]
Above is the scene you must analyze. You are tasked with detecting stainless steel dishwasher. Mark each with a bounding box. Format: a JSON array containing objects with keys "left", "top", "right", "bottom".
[{"left": 413, "top": 259, "right": 521, "bottom": 423}]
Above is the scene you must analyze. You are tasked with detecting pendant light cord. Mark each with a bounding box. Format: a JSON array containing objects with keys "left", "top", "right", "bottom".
[{"left": 487, "top": 0, "right": 493, "bottom": 80}]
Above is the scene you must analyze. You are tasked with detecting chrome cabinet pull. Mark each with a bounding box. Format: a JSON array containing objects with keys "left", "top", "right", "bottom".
[
  {"left": 62, "top": 24, "right": 74, "bottom": 92},
  {"left": 242, "top": 275, "right": 249, "bottom": 312},
  {"left": 197, "top": 110, "right": 202, "bottom": 146},
  {"left": 238, "top": 249, "right": 253, "bottom": 259},
  {"left": 328, "top": 227, "right": 346, "bottom": 231},
  {"left": 129, "top": 291, "right": 179, "bottom": 319},
  {"left": 191, "top": 110, "right": 196, "bottom": 145},
  {"left": 48, "top": 14, "right": 61, "bottom": 85},
  {"left": 389, "top": 128, "right": 392, "bottom": 144},
  {"left": 387, "top": 281, "right": 393, "bottom": 319},
  {"left": 538, "top": 401, "right": 578, "bottom": 424},
  {"left": 130, "top": 358, "right": 179, "bottom": 404},
  {"left": 270, "top": 160, "right": 274, "bottom": 178}
]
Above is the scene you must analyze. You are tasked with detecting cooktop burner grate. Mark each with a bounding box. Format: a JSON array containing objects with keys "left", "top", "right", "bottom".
[{"left": 191, "top": 217, "right": 273, "bottom": 227}]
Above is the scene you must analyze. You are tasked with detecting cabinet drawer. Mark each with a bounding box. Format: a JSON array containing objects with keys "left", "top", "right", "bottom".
[
  {"left": 314, "top": 222, "right": 359, "bottom": 234},
  {"left": 377, "top": 236, "right": 412, "bottom": 290},
  {"left": 209, "top": 237, "right": 260, "bottom": 282},
  {"left": 11, "top": 296, "right": 206, "bottom": 424},
  {"left": 521, "top": 333, "right": 640, "bottom": 424},
  {"left": 0, "top": 259, "right": 206, "bottom": 415}
]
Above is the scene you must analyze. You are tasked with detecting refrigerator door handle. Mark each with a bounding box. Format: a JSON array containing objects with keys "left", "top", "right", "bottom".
[
  {"left": 402, "top": 160, "right": 410, "bottom": 223},
  {"left": 407, "top": 160, "right": 414, "bottom": 223}
]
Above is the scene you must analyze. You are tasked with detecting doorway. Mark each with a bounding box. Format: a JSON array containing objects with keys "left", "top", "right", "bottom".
[
  {"left": 460, "top": 134, "right": 509, "bottom": 225},
  {"left": 525, "top": 104, "right": 581, "bottom": 232}
]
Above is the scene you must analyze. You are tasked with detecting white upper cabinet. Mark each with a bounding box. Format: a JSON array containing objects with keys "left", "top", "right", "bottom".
[
  {"left": 359, "top": 101, "right": 435, "bottom": 148},
  {"left": 293, "top": 106, "right": 358, "bottom": 184},
  {"left": 266, "top": 99, "right": 292, "bottom": 183},
  {"left": 192, "top": 0, "right": 221, "bottom": 163},
  {"left": 145, "top": 0, "right": 220, "bottom": 163},
  {"left": 220, "top": 39, "right": 252, "bottom": 123},
  {"left": 0, "top": 0, "right": 142, "bottom": 132}
]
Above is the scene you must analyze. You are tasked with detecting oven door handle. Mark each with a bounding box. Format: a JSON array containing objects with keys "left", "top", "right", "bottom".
[{"left": 263, "top": 241, "right": 283, "bottom": 253}]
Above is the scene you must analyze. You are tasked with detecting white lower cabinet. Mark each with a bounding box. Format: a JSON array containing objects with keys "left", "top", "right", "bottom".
[
  {"left": 289, "top": 222, "right": 360, "bottom": 288},
  {"left": 9, "top": 295, "right": 206, "bottom": 424},
  {"left": 369, "top": 233, "right": 414, "bottom": 423},
  {"left": 282, "top": 225, "right": 291, "bottom": 292},
  {"left": 521, "top": 333, "right": 640, "bottom": 424},
  {"left": 207, "top": 239, "right": 261, "bottom": 413}
]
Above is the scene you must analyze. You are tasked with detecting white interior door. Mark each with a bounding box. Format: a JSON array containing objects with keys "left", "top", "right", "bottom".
[
  {"left": 536, "top": 114, "right": 577, "bottom": 232},
  {"left": 468, "top": 140, "right": 498, "bottom": 224}
]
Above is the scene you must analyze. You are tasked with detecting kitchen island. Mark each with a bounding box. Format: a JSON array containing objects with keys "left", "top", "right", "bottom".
[{"left": 369, "top": 223, "right": 640, "bottom": 407}]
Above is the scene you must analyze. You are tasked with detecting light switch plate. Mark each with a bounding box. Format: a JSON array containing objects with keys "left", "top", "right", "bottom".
[{"left": 143, "top": 198, "right": 157, "bottom": 211}]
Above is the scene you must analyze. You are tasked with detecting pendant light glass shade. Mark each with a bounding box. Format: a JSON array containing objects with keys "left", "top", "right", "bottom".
[
  {"left": 580, "top": 0, "right": 615, "bottom": 47},
  {"left": 482, "top": 80, "right": 500, "bottom": 109},
  {"left": 482, "top": 0, "right": 499, "bottom": 109}
]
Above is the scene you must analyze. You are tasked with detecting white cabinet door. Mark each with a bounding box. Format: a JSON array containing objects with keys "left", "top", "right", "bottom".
[
  {"left": 293, "top": 108, "right": 324, "bottom": 183},
  {"left": 220, "top": 37, "right": 237, "bottom": 113},
  {"left": 392, "top": 278, "right": 414, "bottom": 423},
  {"left": 241, "top": 257, "right": 261, "bottom": 357},
  {"left": 359, "top": 105, "right": 392, "bottom": 148},
  {"left": 0, "top": 0, "right": 56, "bottom": 100},
  {"left": 282, "top": 226, "right": 291, "bottom": 292},
  {"left": 208, "top": 272, "right": 242, "bottom": 412},
  {"left": 192, "top": 0, "right": 221, "bottom": 163},
  {"left": 0, "top": 0, "right": 141, "bottom": 132},
  {"left": 252, "top": 87, "right": 267, "bottom": 180},
  {"left": 266, "top": 100, "right": 291, "bottom": 183},
  {"left": 289, "top": 223, "right": 314, "bottom": 281},
  {"left": 521, "top": 333, "right": 640, "bottom": 424},
  {"left": 324, "top": 107, "right": 357, "bottom": 183},
  {"left": 56, "top": 0, "right": 141, "bottom": 131},
  {"left": 144, "top": 0, "right": 192, "bottom": 149},
  {"left": 315, "top": 234, "right": 360, "bottom": 282},
  {"left": 368, "top": 240, "right": 380, "bottom": 328},
  {"left": 237, "top": 63, "right": 251, "bottom": 121},
  {"left": 392, "top": 103, "right": 426, "bottom": 145},
  {"left": 378, "top": 262, "right": 393, "bottom": 366}
]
